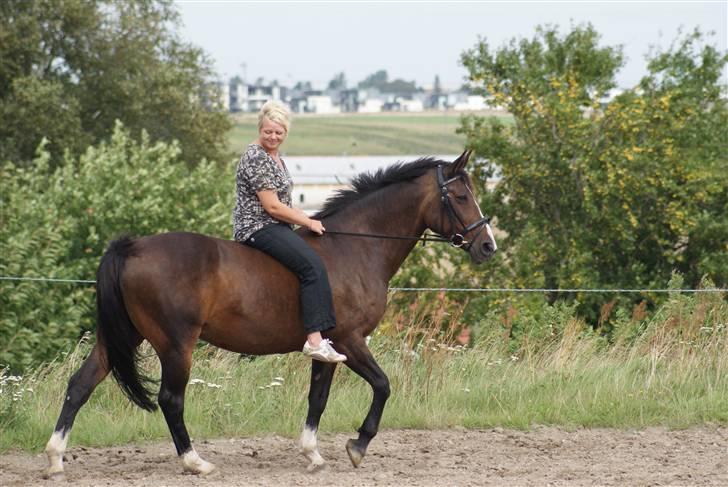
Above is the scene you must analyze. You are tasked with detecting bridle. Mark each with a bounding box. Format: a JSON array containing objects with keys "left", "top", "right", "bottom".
[{"left": 436, "top": 164, "right": 491, "bottom": 249}]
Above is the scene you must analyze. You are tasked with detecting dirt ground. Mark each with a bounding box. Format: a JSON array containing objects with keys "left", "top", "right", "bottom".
[{"left": 2, "top": 427, "right": 727, "bottom": 486}]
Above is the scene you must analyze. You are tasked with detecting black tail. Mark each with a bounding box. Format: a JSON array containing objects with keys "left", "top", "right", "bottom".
[{"left": 96, "top": 236, "right": 158, "bottom": 412}]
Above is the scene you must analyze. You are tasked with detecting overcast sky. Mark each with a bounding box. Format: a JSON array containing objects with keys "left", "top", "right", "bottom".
[{"left": 176, "top": 1, "right": 727, "bottom": 90}]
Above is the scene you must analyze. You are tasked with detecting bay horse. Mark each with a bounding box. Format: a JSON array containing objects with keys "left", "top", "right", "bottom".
[{"left": 44, "top": 150, "right": 497, "bottom": 478}]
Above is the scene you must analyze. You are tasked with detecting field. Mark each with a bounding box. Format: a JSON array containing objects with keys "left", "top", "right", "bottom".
[
  {"left": 227, "top": 110, "right": 512, "bottom": 156},
  {"left": 1, "top": 290, "right": 727, "bottom": 484}
]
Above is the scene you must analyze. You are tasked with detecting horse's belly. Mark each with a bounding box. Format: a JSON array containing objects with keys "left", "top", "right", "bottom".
[{"left": 199, "top": 310, "right": 306, "bottom": 356}]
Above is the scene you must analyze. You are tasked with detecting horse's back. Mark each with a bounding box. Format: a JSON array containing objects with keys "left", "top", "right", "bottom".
[{"left": 119, "top": 232, "right": 305, "bottom": 354}]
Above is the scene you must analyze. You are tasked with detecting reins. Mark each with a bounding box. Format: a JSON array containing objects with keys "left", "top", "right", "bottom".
[{"left": 324, "top": 230, "right": 451, "bottom": 246}]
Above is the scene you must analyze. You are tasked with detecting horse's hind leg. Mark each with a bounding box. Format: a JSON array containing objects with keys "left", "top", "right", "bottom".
[
  {"left": 300, "top": 361, "right": 337, "bottom": 471},
  {"left": 156, "top": 345, "right": 215, "bottom": 475},
  {"left": 44, "top": 342, "right": 111, "bottom": 479},
  {"left": 339, "top": 340, "right": 390, "bottom": 468}
]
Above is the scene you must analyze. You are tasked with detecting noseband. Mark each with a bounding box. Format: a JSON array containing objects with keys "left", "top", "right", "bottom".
[{"left": 437, "top": 165, "right": 490, "bottom": 249}]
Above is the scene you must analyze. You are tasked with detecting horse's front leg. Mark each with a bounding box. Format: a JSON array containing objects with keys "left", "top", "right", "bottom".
[
  {"left": 339, "top": 338, "right": 390, "bottom": 467},
  {"left": 300, "top": 360, "right": 337, "bottom": 471}
]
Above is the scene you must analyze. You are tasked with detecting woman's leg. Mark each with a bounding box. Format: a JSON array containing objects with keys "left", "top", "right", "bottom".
[{"left": 244, "top": 224, "right": 345, "bottom": 362}]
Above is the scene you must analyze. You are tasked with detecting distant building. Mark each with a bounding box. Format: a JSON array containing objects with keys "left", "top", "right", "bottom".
[
  {"left": 339, "top": 89, "right": 360, "bottom": 112},
  {"left": 285, "top": 155, "right": 461, "bottom": 214},
  {"left": 246, "top": 83, "right": 283, "bottom": 112},
  {"left": 452, "top": 95, "right": 488, "bottom": 111},
  {"left": 306, "top": 95, "right": 340, "bottom": 114},
  {"left": 214, "top": 75, "right": 508, "bottom": 114},
  {"left": 225, "top": 79, "right": 283, "bottom": 112}
]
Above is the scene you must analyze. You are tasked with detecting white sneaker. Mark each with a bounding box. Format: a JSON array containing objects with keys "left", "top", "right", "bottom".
[{"left": 302, "top": 339, "right": 347, "bottom": 363}]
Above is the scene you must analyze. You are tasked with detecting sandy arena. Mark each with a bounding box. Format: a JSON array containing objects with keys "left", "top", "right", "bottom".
[{"left": 2, "top": 427, "right": 727, "bottom": 486}]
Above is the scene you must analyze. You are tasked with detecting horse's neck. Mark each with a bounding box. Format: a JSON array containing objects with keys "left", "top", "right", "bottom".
[{"left": 325, "top": 183, "right": 427, "bottom": 283}]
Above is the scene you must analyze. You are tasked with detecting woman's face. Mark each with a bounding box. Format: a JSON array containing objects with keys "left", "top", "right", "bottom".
[{"left": 258, "top": 118, "right": 287, "bottom": 152}]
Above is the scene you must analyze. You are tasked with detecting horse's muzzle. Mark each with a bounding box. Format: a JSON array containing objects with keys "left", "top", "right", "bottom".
[{"left": 470, "top": 240, "right": 496, "bottom": 264}]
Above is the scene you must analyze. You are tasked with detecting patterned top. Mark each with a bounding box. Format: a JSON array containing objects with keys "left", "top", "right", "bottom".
[{"left": 232, "top": 144, "right": 293, "bottom": 242}]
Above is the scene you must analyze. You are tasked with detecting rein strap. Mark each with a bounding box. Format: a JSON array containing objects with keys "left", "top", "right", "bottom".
[{"left": 324, "top": 230, "right": 450, "bottom": 246}]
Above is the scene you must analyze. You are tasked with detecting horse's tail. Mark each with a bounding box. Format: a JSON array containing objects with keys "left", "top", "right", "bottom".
[{"left": 96, "top": 236, "right": 158, "bottom": 412}]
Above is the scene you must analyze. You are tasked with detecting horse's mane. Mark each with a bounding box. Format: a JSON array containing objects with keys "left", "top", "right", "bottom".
[{"left": 314, "top": 157, "right": 448, "bottom": 219}]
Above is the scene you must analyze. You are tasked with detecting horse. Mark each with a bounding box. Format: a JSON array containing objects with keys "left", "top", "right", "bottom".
[{"left": 44, "top": 150, "right": 497, "bottom": 478}]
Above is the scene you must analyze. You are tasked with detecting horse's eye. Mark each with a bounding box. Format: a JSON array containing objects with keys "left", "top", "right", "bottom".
[{"left": 455, "top": 194, "right": 468, "bottom": 202}]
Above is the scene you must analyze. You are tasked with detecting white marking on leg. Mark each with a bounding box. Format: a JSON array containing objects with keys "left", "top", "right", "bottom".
[
  {"left": 181, "top": 448, "right": 216, "bottom": 475},
  {"left": 45, "top": 430, "right": 69, "bottom": 477},
  {"left": 485, "top": 223, "right": 498, "bottom": 251},
  {"left": 300, "top": 425, "right": 325, "bottom": 471}
]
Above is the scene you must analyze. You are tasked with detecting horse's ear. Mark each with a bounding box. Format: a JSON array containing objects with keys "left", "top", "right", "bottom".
[{"left": 449, "top": 149, "right": 472, "bottom": 175}]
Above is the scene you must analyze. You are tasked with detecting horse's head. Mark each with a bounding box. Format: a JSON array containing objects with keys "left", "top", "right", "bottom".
[{"left": 424, "top": 150, "right": 497, "bottom": 264}]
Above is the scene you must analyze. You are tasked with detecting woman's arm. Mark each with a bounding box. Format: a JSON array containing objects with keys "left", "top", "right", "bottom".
[{"left": 257, "top": 190, "right": 325, "bottom": 234}]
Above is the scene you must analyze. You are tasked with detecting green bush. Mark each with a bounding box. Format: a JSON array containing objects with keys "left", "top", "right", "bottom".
[{"left": 0, "top": 123, "right": 233, "bottom": 370}]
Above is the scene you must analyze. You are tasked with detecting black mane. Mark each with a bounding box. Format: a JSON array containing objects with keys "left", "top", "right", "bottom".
[{"left": 314, "top": 157, "right": 449, "bottom": 219}]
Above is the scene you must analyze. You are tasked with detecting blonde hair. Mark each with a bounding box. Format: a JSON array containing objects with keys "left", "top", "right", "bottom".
[{"left": 258, "top": 100, "right": 291, "bottom": 133}]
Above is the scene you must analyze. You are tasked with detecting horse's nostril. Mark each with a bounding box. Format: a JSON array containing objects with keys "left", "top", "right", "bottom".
[{"left": 482, "top": 241, "right": 495, "bottom": 254}]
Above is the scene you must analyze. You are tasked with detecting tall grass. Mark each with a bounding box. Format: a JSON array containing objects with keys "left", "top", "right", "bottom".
[{"left": 1, "top": 287, "right": 726, "bottom": 453}]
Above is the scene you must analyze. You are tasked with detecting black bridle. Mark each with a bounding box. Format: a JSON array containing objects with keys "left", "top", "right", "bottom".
[
  {"left": 436, "top": 164, "right": 491, "bottom": 249},
  {"left": 326, "top": 164, "right": 491, "bottom": 249}
]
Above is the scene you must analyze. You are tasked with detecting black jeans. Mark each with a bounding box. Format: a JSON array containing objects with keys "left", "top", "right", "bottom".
[{"left": 244, "top": 224, "right": 336, "bottom": 334}]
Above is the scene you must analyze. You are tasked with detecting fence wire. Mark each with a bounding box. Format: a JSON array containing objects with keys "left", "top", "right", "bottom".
[{"left": 1, "top": 276, "right": 725, "bottom": 293}]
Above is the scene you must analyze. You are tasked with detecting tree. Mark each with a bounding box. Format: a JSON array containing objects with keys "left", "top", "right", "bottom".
[
  {"left": 458, "top": 25, "right": 727, "bottom": 318},
  {"left": 294, "top": 80, "right": 313, "bottom": 92},
  {"left": 433, "top": 75, "right": 442, "bottom": 95},
  {"left": 0, "top": 123, "right": 231, "bottom": 370},
  {"left": 327, "top": 72, "right": 347, "bottom": 91},
  {"left": 357, "top": 69, "right": 420, "bottom": 95},
  {"left": 0, "top": 0, "right": 231, "bottom": 167},
  {"left": 358, "top": 69, "right": 389, "bottom": 89}
]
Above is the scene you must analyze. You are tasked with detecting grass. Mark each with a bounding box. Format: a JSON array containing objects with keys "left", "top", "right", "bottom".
[
  {"left": 227, "top": 111, "right": 513, "bottom": 156},
  {"left": 1, "top": 288, "right": 726, "bottom": 453}
]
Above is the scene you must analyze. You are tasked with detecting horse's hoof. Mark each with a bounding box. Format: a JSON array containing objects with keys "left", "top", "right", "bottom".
[
  {"left": 43, "top": 469, "right": 65, "bottom": 481},
  {"left": 306, "top": 459, "right": 327, "bottom": 473},
  {"left": 345, "top": 439, "right": 365, "bottom": 468},
  {"left": 182, "top": 451, "right": 217, "bottom": 475},
  {"left": 194, "top": 462, "right": 217, "bottom": 476},
  {"left": 183, "top": 463, "right": 217, "bottom": 476}
]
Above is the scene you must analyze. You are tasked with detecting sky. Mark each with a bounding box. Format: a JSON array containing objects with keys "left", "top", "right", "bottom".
[{"left": 175, "top": 1, "right": 727, "bottom": 90}]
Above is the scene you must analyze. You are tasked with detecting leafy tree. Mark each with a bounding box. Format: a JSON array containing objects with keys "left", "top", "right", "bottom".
[
  {"left": 0, "top": 124, "right": 232, "bottom": 370},
  {"left": 433, "top": 75, "right": 442, "bottom": 95},
  {"left": 458, "top": 25, "right": 727, "bottom": 320},
  {"left": 0, "top": 0, "right": 231, "bottom": 168},
  {"left": 293, "top": 81, "right": 313, "bottom": 92},
  {"left": 327, "top": 72, "right": 347, "bottom": 91},
  {"left": 358, "top": 69, "right": 389, "bottom": 89},
  {"left": 357, "top": 69, "right": 420, "bottom": 95}
]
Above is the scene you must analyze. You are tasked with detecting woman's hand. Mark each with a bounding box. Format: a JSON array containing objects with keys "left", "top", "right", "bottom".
[{"left": 308, "top": 219, "right": 325, "bottom": 235}]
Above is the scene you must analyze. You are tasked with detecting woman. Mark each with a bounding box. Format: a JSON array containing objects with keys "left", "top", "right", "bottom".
[{"left": 232, "top": 100, "right": 346, "bottom": 363}]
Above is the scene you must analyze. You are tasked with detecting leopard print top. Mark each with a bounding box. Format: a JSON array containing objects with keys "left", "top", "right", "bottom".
[{"left": 232, "top": 144, "right": 293, "bottom": 242}]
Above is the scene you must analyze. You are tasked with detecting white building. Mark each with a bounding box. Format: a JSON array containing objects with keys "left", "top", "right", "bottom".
[
  {"left": 450, "top": 94, "right": 488, "bottom": 111},
  {"left": 285, "top": 154, "right": 461, "bottom": 214},
  {"left": 306, "top": 95, "right": 340, "bottom": 114},
  {"left": 398, "top": 98, "right": 424, "bottom": 112},
  {"left": 358, "top": 98, "right": 384, "bottom": 113},
  {"left": 227, "top": 79, "right": 283, "bottom": 112}
]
